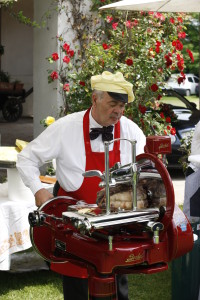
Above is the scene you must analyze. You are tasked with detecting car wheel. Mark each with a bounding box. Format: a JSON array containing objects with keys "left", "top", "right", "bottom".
[{"left": 186, "top": 90, "right": 191, "bottom": 96}]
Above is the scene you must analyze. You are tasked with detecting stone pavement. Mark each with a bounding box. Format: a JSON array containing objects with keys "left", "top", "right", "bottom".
[
  {"left": 9, "top": 250, "right": 49, "bottom": 273},
  {"left": 0, "top": 115, "right": 33, "bottom": 147},
  {"left": 170, "top": 174, "right": 185, "bottom": 206}
]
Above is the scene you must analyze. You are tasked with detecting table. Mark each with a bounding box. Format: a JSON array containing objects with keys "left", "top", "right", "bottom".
[{"left": 0, "top": 165, "right": 54, "bottom": 270}]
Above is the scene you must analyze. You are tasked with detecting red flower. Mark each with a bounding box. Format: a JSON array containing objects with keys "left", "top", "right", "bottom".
[
  {"left": 186, "top": 49, "right": 194, "bottom": 63},
  {"left": 69, "top": 50, "right": 74, "bottom": 57},
  {"left": 63, "top": 56, "right": 70, "bottom": 64},
  {"left": 170, "top": 18, "right": 175, "bottom": 24},
  {"left": 125, "top": 20, "right": 133, "bottom": 28},
  {"left": 177, "top": 77, "right": 183, "bottom": 84},
  {"left": 50, "top": 71, "right": 58, "bottom": 80},
  {"left": 165, "top": 116, "right": 171, "bottom": 123},
  {"left": 51, "top": 52, "right": 59, "bottom": 61},
  {"left": 156, "top": 41, "right": 161, "bottom": 47},
  {"left": 160, "top": 112, "right": 165, "bottom": 119},
  {"left": 155, "top": 12, "right": 165, "bottom": 21},
  {"left": 63, "top": 43, "right": 70, "bottom": 52},
  {"left": 177, "top": 25, "right": 183, "bottom": 31},
  {"left": 172, "top": 40, "right": 177, "bottom": 47},
  {"left": 155, "top": 41, "right": 161, "bottom": 53},
  {"left": 150, "top": 83, "right": 158, "bottom": 92},
  {"left": 79, "top": 81, "right": 85, "bottom": 86},
  {"left": 102, "top": 43, "right": 111, "bottom": 50},
  {"left": 177, "top": 17, "right": 183, "bottom": 23},
  {"left": 177, "top": 59, "right": 184, "bottom": 71},
  {"left": 176, "top": 40, "right": 183, "bottom": 51},
  {"left": 166, "top": 60, "right": 172, "bottom": 68},
  {"left": 172, "top": 39, "right": 183, "bottom": 51},
  {"left": 112, "top": 22, "right": 118, "bottom": 30},
  {"left": 170, "top": 127, "right": 176, "bottom": 135},
  {"left": 125, "top": 58, "right": 133, "bottom": 66},
  {"left": 178, "top": 32, "right": 186, "bottom": 39},
  {"left": 155, "top": 46, "right": 160, "bottom": 53},
  {"left": 106, "top": 16, "right": 113, "bottom": 23},
  {"left": 139, "top": 104, "right": 147, "bottom": 114},
  {"left": 180, "top": 71, "right": 185, "bottom": 77},
  {"left": 157, "top": 94, "right": 162, "bottom": 100},
  {"left": 125, "top": 20, "right": 138, "bottom": 28},
  {"left": 177, "top": 73, "right": 185, "bottom": 84},
  {"left": 63, "top": 83, "right": 70, "bottom": 92},
  {"left": 165, "top": 54, "right": 172, "bottom": 68},
  {"left": 133, "top": 19, "right": 139, "bottom": 26}
]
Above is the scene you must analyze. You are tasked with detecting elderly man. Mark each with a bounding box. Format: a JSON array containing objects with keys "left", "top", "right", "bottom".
[{"left": 17, "top": 71, "right": 146, "bottom": 300}]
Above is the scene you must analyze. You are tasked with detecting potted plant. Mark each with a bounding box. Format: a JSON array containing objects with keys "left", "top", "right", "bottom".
[
  {"left": 0, "top": 70, "right": 14, "bottom": 91},
  {"left": 13, "top": 80, "right": 24, "bottom": 91}
]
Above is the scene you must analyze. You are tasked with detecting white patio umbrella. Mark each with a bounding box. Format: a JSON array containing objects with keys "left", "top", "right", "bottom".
[{"left": 99, "top": 0, "right": 200, "bottom": 13}]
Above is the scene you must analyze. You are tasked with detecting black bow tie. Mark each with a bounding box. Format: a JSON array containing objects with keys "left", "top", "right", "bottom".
[{"left": 89, "top": 126, "right": 114, "bottom": 142}]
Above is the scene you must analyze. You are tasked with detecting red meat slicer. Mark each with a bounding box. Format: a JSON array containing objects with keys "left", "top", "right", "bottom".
[{"left": 28, "top": 136, "right": 193, "bottom": 300}]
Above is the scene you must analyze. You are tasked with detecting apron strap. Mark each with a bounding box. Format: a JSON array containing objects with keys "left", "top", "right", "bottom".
[{"left": 83, "top": 107, "right": 120, "bottom": 155}]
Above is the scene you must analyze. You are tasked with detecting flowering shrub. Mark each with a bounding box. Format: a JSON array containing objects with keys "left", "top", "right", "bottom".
[
  {"left": 178, "top": 131, "right": 194, "bottom": 173},
  {"left": 46, "top": 2, "right": 194, "bottom": 138},
  {"left": 46, "top": 35, "right": 77, "bottom": 112}
]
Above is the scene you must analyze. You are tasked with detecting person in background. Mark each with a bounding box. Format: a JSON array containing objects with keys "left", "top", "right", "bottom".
[
  {"left": 183, "top": 120, "right": 200, "bottom": 222},
  {"left": 17, "top": 71, "right": 146, "bottom": 300}
]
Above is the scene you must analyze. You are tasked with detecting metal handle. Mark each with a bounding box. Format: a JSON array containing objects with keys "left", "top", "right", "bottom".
[
  {"left": 146, "top": 221, "right": 164, "bottom": 244},
  {"left": 82, "top": 170, "right": 104, "bottom": 179},
  {"left": 104, "top": 138, "right": 137, "bottom": 214}
]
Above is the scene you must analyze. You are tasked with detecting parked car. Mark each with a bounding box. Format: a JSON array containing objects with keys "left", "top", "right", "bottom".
[
  {"left": 165, "top": 74, "right": 199, "bottom": 96},
  {"left": 160, "top": 89, "right": 200, "bottom": 169}
]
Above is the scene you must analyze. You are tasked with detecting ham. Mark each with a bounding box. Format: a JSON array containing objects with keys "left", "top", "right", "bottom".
[{"left": 96, "top": 177, "right": 166, "bottom": 211}]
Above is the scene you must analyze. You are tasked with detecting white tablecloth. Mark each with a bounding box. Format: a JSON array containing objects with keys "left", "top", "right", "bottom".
[
  {"left": 0, "top": 188, "right": 36, "bottom": 270},
  {"left": 0, "top": 169, "right": 54, "bottom": 270}
]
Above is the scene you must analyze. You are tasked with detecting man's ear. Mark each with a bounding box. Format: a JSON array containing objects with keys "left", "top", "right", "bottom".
[{"left": 92, "top": 93, "right": 97, "bottom": 106}]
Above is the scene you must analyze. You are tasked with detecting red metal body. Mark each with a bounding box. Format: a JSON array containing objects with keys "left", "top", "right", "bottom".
[
  {"left": 29, "top": 136, "right": 193, "bottom": 299},
  {"left": 145, "top": 135, "right": 172, "bottom": 155}
]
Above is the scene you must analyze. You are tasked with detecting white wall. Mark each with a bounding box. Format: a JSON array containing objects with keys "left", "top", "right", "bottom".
[
  {"left": 33, "top": 0, "right": 58, "bottom": 137},
  {"left": 1, "top": 0, "right": 33, "bottom": 116},
  {"left": 1, "top": 0, "right": 92, "bottom": 137}
]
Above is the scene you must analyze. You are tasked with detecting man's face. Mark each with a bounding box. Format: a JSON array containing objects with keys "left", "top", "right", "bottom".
[{"left": 92, "top": 92, "right": 125, "bottom": 126}]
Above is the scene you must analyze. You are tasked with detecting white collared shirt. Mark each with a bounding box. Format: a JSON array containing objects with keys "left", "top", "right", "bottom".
[{"left": 16, "top": 110, "right": 146, "bottom": 195}]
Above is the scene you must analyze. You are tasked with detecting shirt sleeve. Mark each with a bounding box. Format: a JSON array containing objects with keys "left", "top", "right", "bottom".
[
  {"left": 191, "top": 121, "right": 200, "bottom": 155},
  {"left": 16, "top": 120, "right": 61, "bottom": 195},
  {"left": 190, "top": 121, "right": 200, "bottom": 169},
  {"left": 119, "top": 116, "right": 146, "bottom": 165},
  {"left": 123, "top": 116, "right": 146, "bottom": 154}
]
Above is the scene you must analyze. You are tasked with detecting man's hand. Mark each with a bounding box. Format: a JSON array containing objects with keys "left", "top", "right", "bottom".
[{"left": 35, "top": 188, "right": 54, "bottom": 207}]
